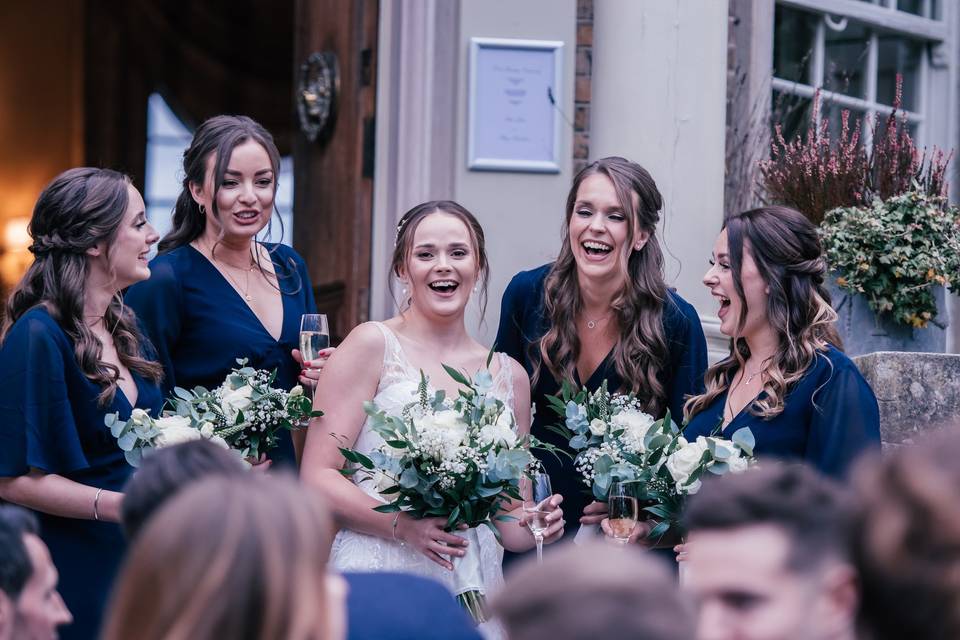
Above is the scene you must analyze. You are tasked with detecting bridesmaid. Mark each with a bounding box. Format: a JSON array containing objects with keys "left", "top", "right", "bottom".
[
  {"left": 495, "top": 156, "right": 708, "bottom": 532},
  {"left": 0, "top": 168, "right": 164, "bottom": 640},
  {"left": 126, "top": 115, "right": 322, "bottom": 468},
  {"left": 683, "top": 205, "right": 881, "bottom": 476}
]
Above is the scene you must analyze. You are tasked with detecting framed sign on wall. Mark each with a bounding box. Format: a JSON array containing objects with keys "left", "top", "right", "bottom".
[{"left": 467, "top": 37, "right": 564, "bottom": 173}]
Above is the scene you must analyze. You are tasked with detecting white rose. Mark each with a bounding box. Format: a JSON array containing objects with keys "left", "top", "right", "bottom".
[
  {"left": 611, "top": 409, "right": 656, "bottom": 439},
  {"left": 200, "top": 422, "right": 215, "bottom": 438},
  {"left": 221, "top": 385, "right": 253, "bottom": 423},
  {"left": 289, "top": 385, "right": 304, "bottom": 398},
  {"left": 727, "top": 453, "right": 750, "bottom": 474},
  {"left": 588, "top": 418, "right": 607, "bottom": 436},
  {"left": 130, "top": 408, "right": 149, "bottom": 424},
  {"left": 155, "top": 424, "right": 202, "bottom": 448},
  {"left": 665, "top": 438, "right": 708, "bottom": 486},
  {"left": 154, "top": 415, "right": 193, "bottom": 431},
  {"left": 432, "top": 410, "right": 469, "bottom": 445},
  {"left": 480, "top": 423, "right": 517, "bottom": 448},
  {"left": 707, "top": 437, "right": 739, "bottom": 460},
  {"left": 679, "top": 478, "right": 703, "bottom": 495}
]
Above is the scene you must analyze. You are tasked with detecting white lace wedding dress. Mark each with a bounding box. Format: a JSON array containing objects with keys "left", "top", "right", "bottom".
[{"left": 330, "top": 322, "right": 514, "bottom": 637}]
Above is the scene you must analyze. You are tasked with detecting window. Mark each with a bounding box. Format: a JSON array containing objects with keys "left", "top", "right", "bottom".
[
  {"left": 144, "top": 93, "right": 294, "bottom": 248},
  {"left": 772, "top": 0, "right": 944, "bottom": 146}
]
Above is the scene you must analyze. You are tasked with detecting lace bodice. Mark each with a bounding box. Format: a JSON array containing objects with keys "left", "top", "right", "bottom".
[{"left": 330, "top": 322, "right": 515, "bottom": 635}]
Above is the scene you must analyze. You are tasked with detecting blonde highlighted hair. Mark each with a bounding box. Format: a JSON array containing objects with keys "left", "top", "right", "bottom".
[
  {"left": 684, "top": 206, "right": 841, "bottom": 422},
  {"left": 102, "top": 474, "right": 335, "bottom": 640}
]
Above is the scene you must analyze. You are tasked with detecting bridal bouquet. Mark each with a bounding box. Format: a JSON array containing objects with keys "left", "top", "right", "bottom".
[
  {"left": 339, "top": 364, "right": 539, "bottom": 623},
  {"left": 548, "top": 381, "right": 755, "bottom": 540},
  {"left": 107, "top": 359, "right": 322, "bottom": 466}
]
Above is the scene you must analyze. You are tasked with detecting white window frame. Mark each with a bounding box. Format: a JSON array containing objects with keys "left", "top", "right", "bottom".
[{"left": 774, "top": 0, "right": 947, "bottom": 147}]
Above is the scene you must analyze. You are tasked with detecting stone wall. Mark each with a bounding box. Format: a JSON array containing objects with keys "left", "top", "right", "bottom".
[
  {"left": 574, "top": 0, "right": 593, "bottom": 174},
  {"left": 854, "top": 352, "right": 960, "bottom": 446}
]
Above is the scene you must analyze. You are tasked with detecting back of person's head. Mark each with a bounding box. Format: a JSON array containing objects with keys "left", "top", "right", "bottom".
[
  {"left": 491, "top": 542, "right": 693, "bottom": 640},
  {"left": 684, "top": 463, "right": 854, "bottom": 570},
  {"left": 853, "top": 428, "right": 960, "bottom": 640},
  {"left": 121, "top": 439, "right": 248, "bottom": 539},
  {"left": 0, "top": 506, "right": 38, "bottom": 601},
  {"left": 682, "top": 464, "right": 858, "bottom": 640},
  {"left": 102, "top": 473, "right": 342, "bottom": 640}
]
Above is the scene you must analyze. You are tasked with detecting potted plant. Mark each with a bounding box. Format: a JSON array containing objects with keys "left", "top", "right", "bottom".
[{"left": 759, "top": 79, "right": 955, "bottom": 355}]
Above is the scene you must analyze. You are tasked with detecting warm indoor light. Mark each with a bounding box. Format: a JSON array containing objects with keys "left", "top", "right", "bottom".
[{"left": 0, "top": 216, "right": 33, "bottom": 286}]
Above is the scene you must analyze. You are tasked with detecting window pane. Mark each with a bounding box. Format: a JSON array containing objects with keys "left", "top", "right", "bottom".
[
  {"left": 877, "top": 37, "right": 923, "bottom": 111},
  {"left": 774, "top": 6, "right": 818, "bottom": 84},
  {"left": 822, "top": 102, "right": 867, "bottom": 144},
  {"left": 772, "top": 89, "right": 814, "bottom": 142},
  {"left": 823, "top": 19, "right": 870, "bottom": 99}
]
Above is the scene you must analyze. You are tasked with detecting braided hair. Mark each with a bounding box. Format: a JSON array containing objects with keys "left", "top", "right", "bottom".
[
  {"left": 2, "top": 168, "right": 163, "bottom": 405},
  {"left": 684, "top": 206, "right": 842, "bottom": 421}
]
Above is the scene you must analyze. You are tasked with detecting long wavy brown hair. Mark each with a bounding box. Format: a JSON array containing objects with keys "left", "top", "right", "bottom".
[
  {"left": 537, "top": 157, "right": 669, "bottom": 416},
  {"left": 1, "top": 168, "right": 163, "bottom": 405},
  {"left": 684, "top": 206, "right": 841, "bottom": 422}
]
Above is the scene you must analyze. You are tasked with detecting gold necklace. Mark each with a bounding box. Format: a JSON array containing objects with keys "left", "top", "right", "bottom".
[{"left": 203, "top": 242, "right": 258, "bottom": 303}]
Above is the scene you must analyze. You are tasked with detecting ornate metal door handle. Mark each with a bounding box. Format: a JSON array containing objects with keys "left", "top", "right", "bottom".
[{"left": 298, "top": 51, "right": 339, "bottom": 142}]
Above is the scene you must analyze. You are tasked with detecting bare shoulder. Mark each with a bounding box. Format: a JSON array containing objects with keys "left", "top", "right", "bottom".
[{"left": 324, "top": 322, "right": 387, "bottom": 375}]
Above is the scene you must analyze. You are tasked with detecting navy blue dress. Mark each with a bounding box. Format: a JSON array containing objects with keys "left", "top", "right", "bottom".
[
  {"left": 126, "top": 243, "right": 316, "bottom": 467},
  {"left": 682, "top": 345, "right": 881, "bottom": 477},
  {"left": 0, "top": 307, "right": 164, "bottom": 640},
  {"left": 495, "top": 264, "right": 708, "bottom": 526}
]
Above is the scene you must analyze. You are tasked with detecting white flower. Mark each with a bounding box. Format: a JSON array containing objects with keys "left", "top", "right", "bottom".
[
  {"left": 289, "top": 385, "right": 304, "bottom": 398},
  {"left": 588, "top": 418, "right": 607, "bottom": 436},
  {"left": 209, "top": 435, "right": 230, "bottom": 449},
  {"left": 727, "top": 453, "right": 750, "bottom": 474},
  {"left": 665, "top": 437, "right": 708, "bottom": 486},
  {"left": 611, "top": 409, "right": 656, "bottom": 439},
  {"left": 221, "top": 385, "right": 254, "bottom": 423},
  {"left": 154, "top": 415, "right": 193, "bottom": 431},
  {"left": 200, "top": 422, "right": 215, "bottom": 438},
  {"left": 495, "top": 408, "right": 515, "bottom": 430},
  {"left": 480, "top": 423, "right": 517, "bottom": 448},
  {"left": 155, "top": 425, "right": 202, "bottom": 448},
  {"left": 707, "top": 437, "right": 739, "bottom": 460},
  {"left": 679, "top": 478, "right": 703, "bottom": 495},
  {"left": 130, "top": 408, "right": 149, "bottom": 424}
]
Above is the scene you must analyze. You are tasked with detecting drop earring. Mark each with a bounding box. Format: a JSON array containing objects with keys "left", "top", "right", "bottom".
[{"left": 199, "top": 204, "right": 206, "bottom": 216}]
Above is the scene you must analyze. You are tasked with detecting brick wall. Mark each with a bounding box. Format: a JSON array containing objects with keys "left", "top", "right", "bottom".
[{"left": 574, "top": 0, "right": 593, "bottom": 174}]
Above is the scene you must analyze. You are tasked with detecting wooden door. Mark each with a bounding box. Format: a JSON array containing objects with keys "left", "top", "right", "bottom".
[{"left": 293, "top": 0, "right": 378, "bottom": 343}]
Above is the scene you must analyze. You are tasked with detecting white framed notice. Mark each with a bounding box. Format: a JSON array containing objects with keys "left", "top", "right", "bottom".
[{"left": 467, "top": 37, "right": 564, "bottom": 173}]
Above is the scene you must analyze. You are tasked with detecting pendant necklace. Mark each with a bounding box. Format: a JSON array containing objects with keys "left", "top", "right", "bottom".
[
  {"left": 583, "top": 311, "right": 612, "bottom": 330},
  {"left": 207, "top": 241, "right": 258, "bottom": 303}
]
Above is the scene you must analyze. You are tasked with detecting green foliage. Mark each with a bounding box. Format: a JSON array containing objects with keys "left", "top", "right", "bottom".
[{"left": 821, "top": 189, "right": 960, "bottom": 328}]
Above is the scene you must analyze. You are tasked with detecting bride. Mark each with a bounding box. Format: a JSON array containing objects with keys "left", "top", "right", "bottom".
[{"left": 301, "top": 201, "right": 565, "bottom": 605}]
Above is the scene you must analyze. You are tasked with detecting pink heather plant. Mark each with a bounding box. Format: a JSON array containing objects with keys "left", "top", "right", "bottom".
[{"left": 760, "top": 76, "right": 952, "bottom": 225}]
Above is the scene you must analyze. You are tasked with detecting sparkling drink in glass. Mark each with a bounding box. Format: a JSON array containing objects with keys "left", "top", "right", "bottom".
[
  {"left": 607, "top": 481, "right": 639, "bottom": 545},
  {"left": 521, "top": 471, "right": 553, "bottom": 564},
  {"left": 299, "top": 314, "right": 330, "bottom": 362}
]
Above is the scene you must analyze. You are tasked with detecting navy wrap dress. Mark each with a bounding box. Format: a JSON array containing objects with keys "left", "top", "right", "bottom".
[
  {"left": 126, "top": 243, "right": 316, "bottom": 467},
  {"left": 0, "top": 307, "right": 164, "bottom": 640},
  {"left": 683, "top": 344, "right": 881, "bottom": 478}
]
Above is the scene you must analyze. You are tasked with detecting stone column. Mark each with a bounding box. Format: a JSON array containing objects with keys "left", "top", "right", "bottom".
[{"left": 590, "top": 0, "right": 730, "bottom": 349}]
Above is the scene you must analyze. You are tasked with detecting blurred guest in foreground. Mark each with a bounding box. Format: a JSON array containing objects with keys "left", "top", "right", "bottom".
[
  {"left": 852, "top": 427, "right": 960, "bottom": 640},
  {"left": 0, "top": 505, "right": 73, "bottom": 640},
  {"left": 490, "top": 542, "right": 694, "bottom": 640},
  {"left": 102, "top": 474, "right": 347, "bottom": 640},
  {"left": 117, "top": 441, "right": 480, "bottom": 640},
  {"left": 682, "top": 464, "right": 859, "bottom": 640}
]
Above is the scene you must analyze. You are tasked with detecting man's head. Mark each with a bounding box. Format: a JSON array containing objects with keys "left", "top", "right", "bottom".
[
  {"left": 0, "top": 506, "right": 72, "bottom": 640},
  {"left": 491, "top": 542, "right": 694, "bottom": 640},
  {"left": 682, "top": 464, "right": 858, "bottom": 640},
  {"left": 121, "top": 439, "right": 248, "bottom": 539}
]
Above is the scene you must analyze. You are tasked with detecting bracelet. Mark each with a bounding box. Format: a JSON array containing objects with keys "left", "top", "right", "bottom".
[
  {"left": 392, "top": 512, "right": 404, "bottom": 546},
  {"left": 93, "top": 488, "right": 104, "bottom": 522}
]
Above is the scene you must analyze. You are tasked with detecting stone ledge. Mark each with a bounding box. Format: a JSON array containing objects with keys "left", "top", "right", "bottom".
[{"left": 853, "top": 351, "right": 960, "bottom": 445}]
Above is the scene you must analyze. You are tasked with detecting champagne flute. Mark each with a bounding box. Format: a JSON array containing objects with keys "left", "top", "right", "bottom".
[
  {"left": 521, "top": 471, "right": 553, "bottom": 564},
  {"left": 607, "top": 480, "right": 639, "bottom": 545},
  {"left": 299, "top": 314, "right": 330, "bottom": 362}
]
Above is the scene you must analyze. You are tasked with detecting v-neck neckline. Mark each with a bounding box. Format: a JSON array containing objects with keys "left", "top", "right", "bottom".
[
  {"left": 575, "top": 346, "right": 616, "bottom": 390},
  {"left": 187, "top": 244, "right": 286, "bottom": 343},
  {"left": 115, "top": 372, "right": 142, "bottom": 411},
  {"left": 718, "top": 386, "right": 767, "bottom": 432}
]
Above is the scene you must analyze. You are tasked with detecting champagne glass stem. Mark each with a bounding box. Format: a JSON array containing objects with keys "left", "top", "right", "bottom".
[{"left": 535, "top": 533, "right": 544, "bottom": 564}]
